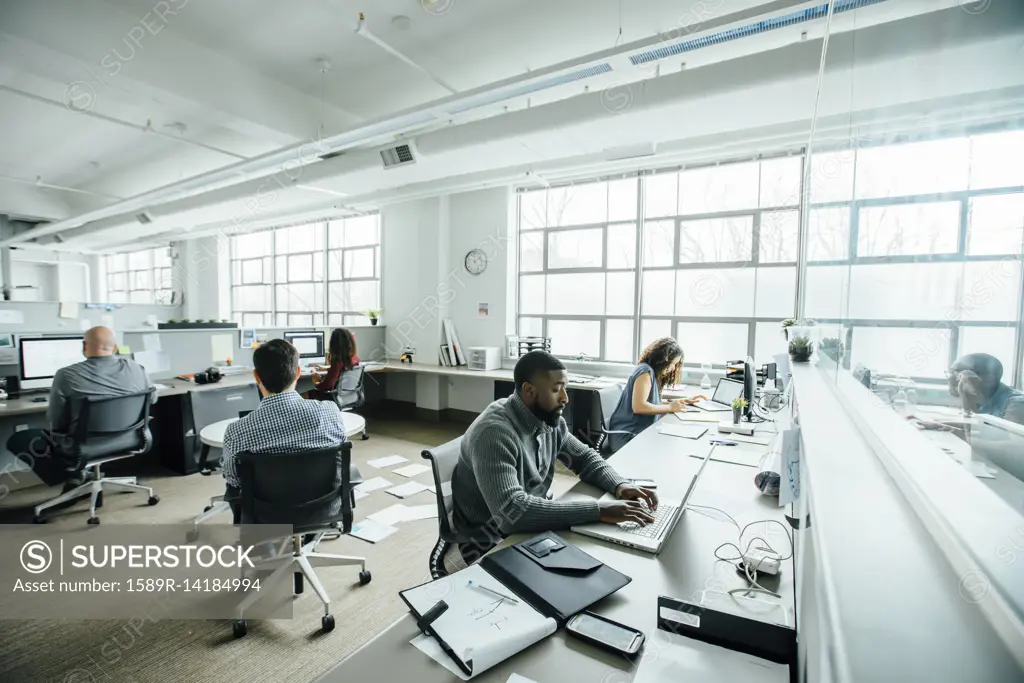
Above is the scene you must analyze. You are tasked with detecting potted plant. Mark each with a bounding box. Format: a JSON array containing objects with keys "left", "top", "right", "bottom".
[
  {"left": 819, "top": 336, "right": 844, "bottom": 363},
  {"left": 788, "top": 335, "right": 813, "bottom": 363},
  {"left": 730, "top": 397, "right": 748, "bottom": 424},
  {"left": 365, "top": 309, "right": 382, "bottom": 326}
]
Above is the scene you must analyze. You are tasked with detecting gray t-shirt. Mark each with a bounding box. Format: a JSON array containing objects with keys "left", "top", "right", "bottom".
[{"left": 48, "top": 356, "right": 154, "bottom": 434}]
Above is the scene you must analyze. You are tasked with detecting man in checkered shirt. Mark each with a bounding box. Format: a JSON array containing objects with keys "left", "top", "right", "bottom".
[{"left": 222, "top": 338, "right": 348, "bottom": 517}]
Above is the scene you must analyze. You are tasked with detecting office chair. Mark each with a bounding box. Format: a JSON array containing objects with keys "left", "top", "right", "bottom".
[
  {"left": 231, "top": 442, "right": 370, "bottom": 638},
  {"left": 186, "top": 385, "right": 261, "bottom": 476},
  {"left": 330, "top": 365, "right": 369, "bottom": 440},
  {"left": 33, "top": 390, "right": 159, "bottom": 525},
  {"left": 422, "top": 436, "right": 475, "bottom": 579},
  {"left": 596, "top": 383, "right": 634, "bottom": 455}
]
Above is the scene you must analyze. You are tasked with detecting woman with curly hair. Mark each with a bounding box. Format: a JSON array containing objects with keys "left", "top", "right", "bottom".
[
  {"left": 304, "top": 327, "right": 359, "bottom": 401},
  {"left": 606, "top": 337, "right": 706, "bottom": 452}
]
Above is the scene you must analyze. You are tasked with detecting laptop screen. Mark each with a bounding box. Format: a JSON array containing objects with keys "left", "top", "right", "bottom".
[{"left": 712, "top": 378, "right": 744, "bottom": 405}]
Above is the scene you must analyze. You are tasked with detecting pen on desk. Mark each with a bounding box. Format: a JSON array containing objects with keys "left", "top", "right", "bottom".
[
  {"left": 467, "top": 580, "right": 520, "bottom": 605},
  {"left": 709, "top": 440, "right": 737, "bottom": 446}
]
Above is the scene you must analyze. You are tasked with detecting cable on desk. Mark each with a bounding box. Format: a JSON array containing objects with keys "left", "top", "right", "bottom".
[{"left": 710, "top": 518, "right": 794, "bottom": 600}]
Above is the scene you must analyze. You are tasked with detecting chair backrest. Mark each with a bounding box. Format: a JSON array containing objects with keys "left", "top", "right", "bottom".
[
  {"left": 236, "top": 442, "right": 352, "bottom": 533},
  {"left": 68, "top": 389, "right": 154, "bottom": 462},
  {"left": 422, "top": 436, "right": 466, "bottom": 543},
  {"left": 334, "top": 365, "right": 365, "bottom": 411},
  {"left": 186, "top": 385, "right": 261, "bottom": 452},
  {"left": 597, "top": 384, "right": 625, "bottom": 432}
]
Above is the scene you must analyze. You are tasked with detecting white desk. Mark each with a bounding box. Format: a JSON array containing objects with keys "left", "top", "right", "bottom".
[
  {"left": 366, "top": 361, "right": 623, "bottom": 391},
  {"left": 199, "top": 412, "right": 367, "bottom": 449}
]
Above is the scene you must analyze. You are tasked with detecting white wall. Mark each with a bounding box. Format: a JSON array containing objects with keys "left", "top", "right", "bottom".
[{"left": 2, "top": 249, "right": 94, "bottom": 303}]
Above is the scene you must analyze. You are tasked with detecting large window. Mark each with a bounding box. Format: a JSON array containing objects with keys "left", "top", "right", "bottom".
[
  {"left": 517, "top": 129, "right": 1024, "bottom": 384},
  {"left": 229, "top": 215, "right": 380, "bottom": 328},
  {"left": 103, "top": 247, "right": 173, "bottom": 304}
]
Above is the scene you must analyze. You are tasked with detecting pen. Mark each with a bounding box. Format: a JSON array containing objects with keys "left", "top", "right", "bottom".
[
  {"left": 709, "top": 440, "right": 737, "bottom": 446},
  {"left": 467, "top": 580, "right": 520, "bottom": 605}
]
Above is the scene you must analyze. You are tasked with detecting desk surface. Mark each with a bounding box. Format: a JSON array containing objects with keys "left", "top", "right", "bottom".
[
  {"left": 199, "top": 412, "right": 366, "bottom": 447},
  {"left": 365, "top": 361, "right": 625, "bottom": 391},
  {"left": 317, "top": 410, "right": 791, "bottom": 683}
]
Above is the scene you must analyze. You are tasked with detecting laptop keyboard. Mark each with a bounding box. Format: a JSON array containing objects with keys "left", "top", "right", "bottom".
[
  {"left": 695, "top": 400, "right": 730, "bottom": 411},
  {"left": 618, "top": 503, "right": 678, "bottom": 539}
]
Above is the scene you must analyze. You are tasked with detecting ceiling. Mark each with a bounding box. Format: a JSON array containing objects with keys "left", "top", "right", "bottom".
[{"left": 1, "top": 0, "right": 1022, "bottom": 252}]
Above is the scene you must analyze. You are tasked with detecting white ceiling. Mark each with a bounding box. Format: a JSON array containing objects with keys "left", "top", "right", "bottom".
[{"left": 1, "top": 0, "right": 1022, "bottom": 251}]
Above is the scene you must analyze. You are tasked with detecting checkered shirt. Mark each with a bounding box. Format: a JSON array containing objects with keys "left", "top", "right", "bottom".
[{"left": 221, "top": 391, "right": 348, "bottom": 495}]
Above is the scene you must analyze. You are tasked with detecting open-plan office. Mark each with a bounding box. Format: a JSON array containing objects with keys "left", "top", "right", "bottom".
[{"left": 1, "top": 1, "right": 1023, "bottom": 682}]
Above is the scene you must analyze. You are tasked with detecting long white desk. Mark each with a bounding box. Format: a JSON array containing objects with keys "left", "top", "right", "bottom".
[
  {"left": 365, "top": 361, "right": 630, "bottom": 391},
  {"left": 316, "top": 409, "right": 792, "bottom": 683}
]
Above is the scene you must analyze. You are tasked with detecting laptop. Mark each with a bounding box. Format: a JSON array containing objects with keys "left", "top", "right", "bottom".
[
  {"left": 692, "top": 377, "right": 744, "bottom": 412},
  {"left": 570, "top": 450, "right": 713, "bottom": 555}
]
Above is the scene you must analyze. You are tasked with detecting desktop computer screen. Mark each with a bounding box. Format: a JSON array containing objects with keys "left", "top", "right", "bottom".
[
  {"left": 283, "top": 331, "right": 325, "bottom": 362},
  {"left": 19, "top": 336, "right": 85, "bottom": 390}
]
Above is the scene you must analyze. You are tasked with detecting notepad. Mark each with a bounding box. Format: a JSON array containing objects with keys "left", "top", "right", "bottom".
[
  {"left": 354, "top": 477, "right": 394, "bottom": 494},
  {"left": 386, "top": 481, "right": 430, "bottom": 499},
  {"left": 394, "top": 463, "right": 432, "bottom": 478},
  {"left": 368, "top": 455, "right": 409, "bottom": 469},
  {"left": 658, "top": 424, "right": 708, "bottom": 440}
]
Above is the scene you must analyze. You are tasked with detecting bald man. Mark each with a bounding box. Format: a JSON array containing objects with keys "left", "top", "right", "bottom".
[{"left": 6, "top": 326, "right": 153, "bottom": 487}]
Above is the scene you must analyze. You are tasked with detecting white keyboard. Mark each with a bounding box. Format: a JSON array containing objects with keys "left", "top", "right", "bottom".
[{"left": 694, "top": 400, "right": 731, "bottom": 412}]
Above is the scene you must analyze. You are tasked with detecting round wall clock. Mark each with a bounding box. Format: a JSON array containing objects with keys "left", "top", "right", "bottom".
[{"left": 465, "top": 248, "right": 487, "bottom": 275}]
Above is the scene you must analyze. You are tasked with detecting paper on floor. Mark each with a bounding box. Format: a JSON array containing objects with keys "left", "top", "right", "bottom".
[
  {"left": 368, "top": 455, "right": 409, "bottom": 469},
  {"left": 427, "top": 481, "right": 453, "bottom": 496},
  {"left": 386, "top": 481, "right": 430, "bottom": 499},
  {"left": 507, "top": 676, "right": 539, "bottom": 683},
  {"left": 350, "top": 519, "right": 398, "bottom": 544},
  {"left": 394, "top": 463, "right": 431, "bottom": 478},
  {"left": 402, "top": 504, "right": 438, "bottom": 521},
  {"left": 368, "top": 504, "right": 410, "bottom": 526},
  {"left": 354, "top": 477, "right": 394, "bottom": 494},
  {"left": 354, "top": 490, "right": 368, "bottom": 501}
]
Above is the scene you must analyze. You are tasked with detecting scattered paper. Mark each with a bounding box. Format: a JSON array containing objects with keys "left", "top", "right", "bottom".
[
  {"left": 350, "top": 519, "right": 398, "bottom": 544},
  {"left": 368, "top": 455, "right": 409, "bottom": 469},
  {"left": 403, "top": 504, "right": 439, "bottom": 521},
  {"left": 368, "top": 504, "right": 411, "bottom": 526},
  {"left": 354, "top": 490, "right": 368, "bottom": 501},
  {"left": 354, "top": 477, "right": 394, "bottom": 494},
  {"left": 508, "top": 676, "right": 539, "bottom": 683},
  {"left": 394, "top": 463, "right": 431, "bottom": 478},
  {"left": 968, "top": 461, "right": 996, "bottom": 479},
  {"left": 211, "top": 333, "right": 233, "bottom": 362},
  {"left": 59, "top": 302, "right": 79, "bottom": 319},
  {"left": 0, "top": 309, "right": 25, "bottom": 324},
  {"left": 426, "top": 481, "right": 452, "bottom": 497},
  {"left": 386, "top": 481, "right": 430, "bottom": 499},
  {"left": 142, "top": 334, "right": 162, "bottom": 352},
  {"left": 412, "top": 633, "right": 470, "bottom": 681}
]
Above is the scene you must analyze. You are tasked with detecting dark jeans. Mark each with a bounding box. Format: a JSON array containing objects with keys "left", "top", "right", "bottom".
[{"left": 5, "top": 429, "right": 76, "bottom": 487}]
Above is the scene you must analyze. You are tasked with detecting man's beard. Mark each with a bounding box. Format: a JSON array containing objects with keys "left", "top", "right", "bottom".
[{"left": 530, "top": 404, "right": 563, "bottom": 427}]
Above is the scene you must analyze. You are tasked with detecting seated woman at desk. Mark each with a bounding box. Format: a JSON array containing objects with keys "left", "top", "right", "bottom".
[
  {"left": 304, "top": 328, "right": 359, "bottom": 401},
  {"left": 606, "top": 337, "right": 706, "bottom": 452}
]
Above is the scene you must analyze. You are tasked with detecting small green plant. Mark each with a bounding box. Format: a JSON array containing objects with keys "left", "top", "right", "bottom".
[
  {"left": 168, "top": 318, "right": 179, "bottom": 324},
  {"left": 788, "top": 336, "right": 813, "bottom": 362},
  {"left": 365, "top": 309, "right": 382, "bottom": 319},
  {"left": 730, "top": 397, "right": 749, "bottom": 410},
  {"left": 781, "top": 319, "right": 797, "bottom": 329}
]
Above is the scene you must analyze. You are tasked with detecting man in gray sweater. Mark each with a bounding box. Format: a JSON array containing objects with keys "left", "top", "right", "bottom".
[{"left": 451, "top": 351, "right": 658, "bottom": 565}]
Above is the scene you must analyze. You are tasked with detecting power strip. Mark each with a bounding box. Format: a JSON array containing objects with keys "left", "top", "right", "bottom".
[{"left": 742, "top": 547, "right": 781, "bottom": 575}]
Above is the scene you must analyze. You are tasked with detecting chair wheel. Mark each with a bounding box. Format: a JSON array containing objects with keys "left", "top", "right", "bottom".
[
  {"left": 359, "top": 570, "right": 372, "bottom": 585},
  {"left": 322, "top": 614, "right": 335, "bottom": 632},
  {"left": 361, "top": 432, "right": 369, "bottom": 441},
  {"left": 32, "top": 515, "right": 46, "bottom": 524},
  {"left": 203, "top": 505, "right": 213, "bottom": 513},
  {"left": 294, "top": 572, "right": 304, "bottom": 594},
  {"left": 148, "top": 495, "right": 160, "bottom": 506},
  {"left": 87, "top": 517, "right": 100, "bottom": 525},
  {"left": 200, "top": 469, "right": 213, "bottom": 477},
  {"left": 185, "top": 529, "right": 199, "bottom": 543},
  {"left": 232, "top": 620, "right": 247, "bottom": 638}
]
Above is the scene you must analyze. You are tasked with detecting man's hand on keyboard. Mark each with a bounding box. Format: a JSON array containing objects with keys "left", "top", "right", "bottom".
[
  {"left": 615, "top": 483, "right": 659, "bottom": 511},
  {"left": 599, "top": 500, "right": 656, "bottom": 526}
]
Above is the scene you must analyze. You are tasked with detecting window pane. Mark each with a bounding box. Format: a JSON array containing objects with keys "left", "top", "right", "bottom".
[
  {"left": 606, "top": 272, "right": 635, "bottom": 315},
  {"left": 276, "top": 224, "right": 315, "bottom": 254},
  {"left": 640, "top": 319, "right": 672, "bottom": 350},
  {"left": 287, "top": 254, "right": 313, "bottom": 281},
  {"left": 128, "top": 251, "right": 150, "bottom": 269},
  {"left": 805, "top": 265, "right": 851, "bottom": 319},
  {"left": 241, "top": 313, "right": 265, "bottom": 327},
  {"left": 605, "top": 319, "right": 634, "bottom": 363},
  {"left": 643, "top": 220, "right": 674, "bottom": 267},
  {"left": 275, "top": 255, "right": 287, "bottom": 281},
  {"left": 645, "top": 172, "right": 678, "bottom": 218},
  {"left": 109, "top": 254, "right": 127, "bottom": 271},
  {"left": 679, "top": 216, "right": 753, "bottom": 263},
  {"left": 641, "top": 270, "right": 675, "bottom": 315},
  {"left": 548, "top": 182, "right": 607, "bottom": 226},
  {"left": 134, "top": 271, "right": 151, "bottom": 289},
  {"left": 344, "top": 248, "right": 375, "bottom": 279},
  {"left": 608, "top": 178, "right": 638, "bottom": 222},
  {"left": 679, "top": 162, "right": 759, "bottom": 213},
  {"left": 276, "top": 313, "right": 289, "bottom": 326},
  {"left": 329, "top": 281, "right": 378, "bottom": 312},
  {"left": 234, "top": 232, "right": 272, "bottom": 259},
  {"left": 848, "top": 263, "right": 960, "bottom": 320},
  {"left": 277, "top": 283, "right": 316, "bottom": 311},
  {"left": 110, "top": 273, "right": 127, "bottom": 290},
  {"left": 759, "top": 157, "right": 802, "bottom": 208},
  {"left": 108, "top": 291, "right": 127, "bottom": 304},
  {"left": 328, "top": 313, "right": 343, "bottom": 326},
  {"left": 519, "top": 317, "right": 543, "bottom": 337},
  {"left": 676, "top": 322, "right": 749, "bottom": 365},
  {"left": 850, "top": 327, "right": 951, "bottom": 379},
  {"left": 759, "top": 211, "right": 798, "bottom": 263},
  {"left": 334, "top": 216, "right": 379, "bottom": 248},
  {"left": 808, "top": 150, "right": 855, "bottom": 203},
  {"left": 548, "top": 229, "right": 603, "bottom": 269},
  {"left": 607, "top": 223, "right": 637, "bottom": 269},
  {"left": 754, "top": 268, "right": 796, "bottom": 318},
  {"left": 857, "top": 202, "right": 960, "bottom": 257},
  {"left": 289, "top": 314, "right": 314, "bottom": 327},
  {"left": 961, "top": 261, "right": 1021, "bottom": 321},
  {"left": 520, "top": 232, "right": 544, "bottom": 272},
  {"left": 233, "top": 285, "right": 270, "bottom": 311},
  {"left": 969, "top": 130, "right": 1024, "bottom": 190},
  {"left": 343, "top": 315, "right": 368, "bottom": 326},
  {"left": 155, "top": 269, "right": 172, "bottom": 290},
  {"left": 809, "top": 208, "right": 850, "bottom": 261},
  {"left": 519, "top": 276, "right": 545, "bottom": 315},
  {"left": 959, "top": 327, "right": 1016, "bottom": 374},
  {"left": 328, "top": 250, "right": 343, "bottom": 280},
  {"left": 855, "top": 138, "right": 970, "bottom": 199},
  {"left": 546, "top": 273, "right": 605, "bottom": 315},
  {"left": 754, "top": 321, "right": 788, "bottom": 367},
  {"left": 241, "top": 259, "right": 262, "bottom": 284},
  {"left": 967, "top": 194, "right": 1024, "bottom": 256},
  {"left": 520, "top": 191, "right": 547, "bottom": 230},
  {"left": 152, "top": 248, "right": 171, "bottom": 268},
  {"left": 129, "top": 290, "right": 150, "bottom": 304},
  {"left": 549, "top": 320, "right": 601, "bottom": 358},
  {"left": 675, "top": 268, "right": 755, "bottom": 317}
]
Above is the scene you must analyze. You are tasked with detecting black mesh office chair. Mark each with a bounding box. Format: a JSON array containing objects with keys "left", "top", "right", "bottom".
[
  {"left": 33, "top": 389, "right": 159, "bottom": 525},
  {"left": 596, "top": 383, "right": 634, "bottom": 455},
  {"left": 230, "top": 442, "right": 370, "bottom": 638},
  {"left": 331, "top": 366, "right": 369, "bottom": 440},
  {"left": 422, "top": 436, "right": 475, "bottom": 579}
]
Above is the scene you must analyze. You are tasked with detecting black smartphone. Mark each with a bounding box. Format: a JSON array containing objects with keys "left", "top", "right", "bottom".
[{"left": 566, "top": 611, "right": 644, "bottom": 657}]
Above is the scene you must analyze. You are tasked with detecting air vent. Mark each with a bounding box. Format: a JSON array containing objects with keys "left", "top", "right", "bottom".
[
  {"left": 380, "top": 142, "right": 418, "bottom": 169},
  {"left": 135, "top": 212, "right": 154, "bottom": 225}
]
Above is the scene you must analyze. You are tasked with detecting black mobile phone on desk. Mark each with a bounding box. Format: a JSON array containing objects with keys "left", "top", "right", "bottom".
[{"left": 566, "top": 611, "right": 644, "bottom": 658}]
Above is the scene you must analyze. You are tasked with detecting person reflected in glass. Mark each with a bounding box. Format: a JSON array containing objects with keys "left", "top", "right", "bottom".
[
  {"left": 607, "top": 337, "right": 707, "bottom": 452},
  {"left": 304, "top": 328, "right": 359, "bottom": 401},
  {"left": 947, "top": 353, "right": 1024, "bottom": 425}
]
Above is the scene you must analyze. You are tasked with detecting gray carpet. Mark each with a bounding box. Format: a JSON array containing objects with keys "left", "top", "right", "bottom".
[{"left": 0, "top": 417, "right": 465, "bottom": 683}]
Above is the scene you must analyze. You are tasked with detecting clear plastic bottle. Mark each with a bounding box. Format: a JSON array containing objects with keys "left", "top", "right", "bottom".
[{"left": 700, "top": 362, "right": 713, "bottom": 390}]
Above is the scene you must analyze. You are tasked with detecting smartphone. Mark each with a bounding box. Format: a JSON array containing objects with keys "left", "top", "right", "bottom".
[{"left": 566, "top": 612, "right": 644, "bottom": 657}]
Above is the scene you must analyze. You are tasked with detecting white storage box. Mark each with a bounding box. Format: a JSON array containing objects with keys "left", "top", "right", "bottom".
[{"left": 467, "top": 347, "right": 501, "bottom": 371}]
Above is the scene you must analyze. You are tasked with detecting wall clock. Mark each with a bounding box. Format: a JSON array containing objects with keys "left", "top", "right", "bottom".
[{"left": 465, "top": 248, "right": 487, "bottom": 276}]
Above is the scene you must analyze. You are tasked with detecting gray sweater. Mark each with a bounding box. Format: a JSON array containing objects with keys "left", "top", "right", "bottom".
[
  {"left": 48, "top": 356, "right": 153, "bottom": 434},
  {"left": 451, "top": 393, "right": 628, "bottom": 538}
]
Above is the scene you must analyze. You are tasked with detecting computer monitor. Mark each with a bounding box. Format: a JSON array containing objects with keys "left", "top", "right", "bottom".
[
  {"left": 283, "top": 330, "right": 325, "bottom": 364},
  {"left": 19, "top": 336, "right": 85, "bottom": 391},
  {"left": 743, "top": 356, "right": 755, "bottom": 419}
]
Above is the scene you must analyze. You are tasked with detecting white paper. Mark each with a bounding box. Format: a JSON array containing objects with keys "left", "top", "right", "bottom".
[
  {"left": 403, "top": 504, "right": 439, "bottom": 521},
  {"left": 368, "top": 504, "right": 410, "bottom": 526},
  {"left": 386, "top": 481, "right": 430, "bottom": 499},
  {"left": 354, "top": 477, "right": 394, "bottom": 494},
  {"left": 672, "top": 411, "right": 721, "bottom": 424},
  {"left": 779, "top": 427, "right": 801, "bottom": 507},
  {"left": 658, "top": 423, "right": 708, "bottom": 440},
  {"left": 426, "top": 481, "right": 453, "bottom": 497},
  {"left": 354, "top": 490, "right": 368, "bottom": 501},
  {"left": 0, "top": 309, "right": 25, "bottom": 324},
  {"left": 507, "top": 676, "right": 539, "bottom": 683},
  {"left": 691, "top": 449, "right": 762, "bottom": 468},
  {"left": 394, "top": 463, "right": 431, "bottom": 478},
  {"left": 726, "top": 434, "right": 773, "bottom": 446},
  {"left": 211, "top": 333, "right": 233, "bottom": 362},
  {"left": 59, "top": 302, "right": 78, "bottom": 319},
  {"left": 142, "top": 334, "right": 163, "bottom": 352},
  {"left": 368, "top": 455, "right": 409, "bottom": 469},
  {"left": 633, "top": 630, "right": 788, "bottom": 683},
  {"left": 350, "top": 519, "right": 398, "bottom": 543}
]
